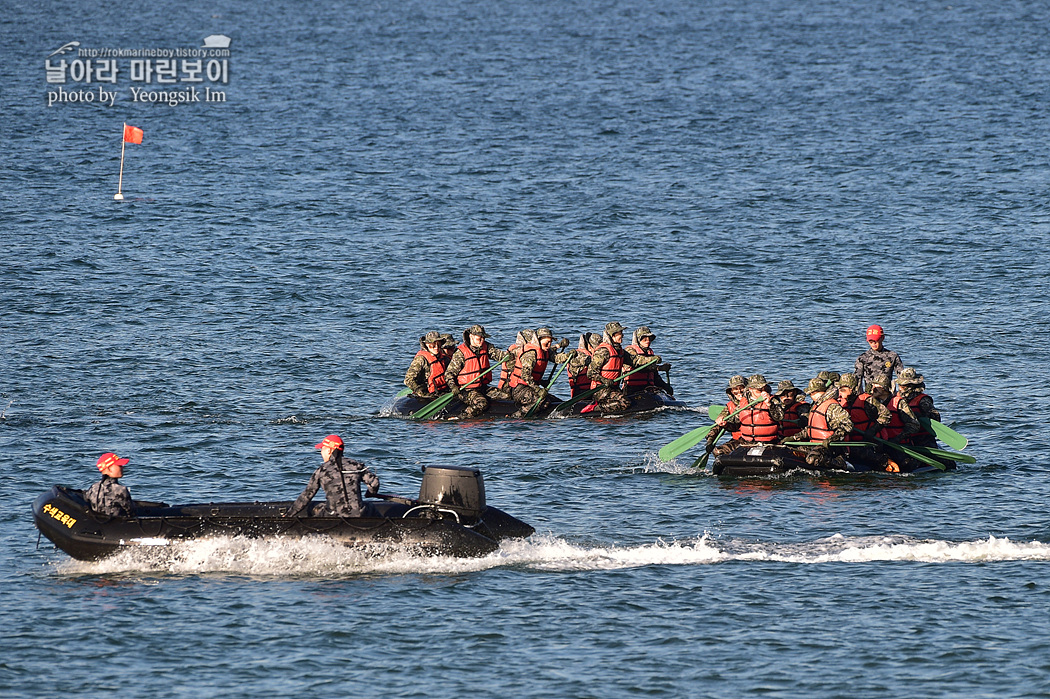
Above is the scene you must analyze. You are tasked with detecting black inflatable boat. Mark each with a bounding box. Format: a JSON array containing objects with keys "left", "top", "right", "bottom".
[
  {"left": 390, "top": 387, "right": 685, "bottom": 420},
  {"left": 712, "top": 444, "right": 958, "bottom": 477},
  {"left": 33, "top": 465, "right": 534, "bottom": 560}
]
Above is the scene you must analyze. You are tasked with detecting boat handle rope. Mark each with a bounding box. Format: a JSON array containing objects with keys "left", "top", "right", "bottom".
[{"left": 402, "top": 505, "right": 461, "bottom": 524}]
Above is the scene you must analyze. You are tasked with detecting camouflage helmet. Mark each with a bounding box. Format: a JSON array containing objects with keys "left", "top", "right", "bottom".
[
  {"left": 897, "top": 367, "right": 924, "bottom": 385},
  {"left": 465, "top": 324, "right": 489, "bottom": 338},
  {"left": 605, "top": 321, "right": 625, "bottom": 337},
  {"left": 775, "top": 380, "right": 801, "bottom": 396},
  {"left": 439, "top": 333, "right": 456, "bottom": 348},
  {"left": 805, "top": 378, "right": 827, "bottom": 394},
  {"left": 817, "top": 370, "right": 840, "bottom": 384},
  {"left": 422, "top": 330, "right": 442, "bottom": 345},
  {"left": 868, "top": 374, "right": 892, "bottom": 390},
  {"left": 535, "top": 327, "right": 554, "bottom": 340},
  {"left": 725, "top": 375, "right": 747, "bottom": 395},
  {"left": 838, "top": 373, "right": 860, "bottom": 390},
  {"left": 635, "top": 326, "right": 656, "bottom": 340},
  {"left": 746, "top": 373, "right": 769, "bottom": 390}
]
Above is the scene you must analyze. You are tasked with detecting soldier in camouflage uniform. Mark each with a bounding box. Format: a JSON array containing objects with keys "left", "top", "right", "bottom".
[
  {"left": 623, "top": 326, "right": 673, "bottom": 396},
  {"left": 717, "top": 374, "right": 785, "bottom": 446},
  {"left": 85, "top": 452, "right": 134, "bottom": 517},
  {"left": 855, "top": 324, "right": 903, "bottom": 392},
  {"left": 837, "top": 373, "right": 891, "bottom": 436},
  {"left": 586, "top": 322, "right": 657, "bottom": 413},
  {"left": 444, "top": 324, "right": 513, "bottom": 418},
  {"left": 286, "top": 435, "right": 380, "bottom": 518},
  {"left": 707, "top": 375, "right": 749, "bottom": 457},
  {"left": 404, "top": 331, "right": 450, "bottom": 398},
  {"left": 797, "top": 378, "right": 854, "bottom": 467},
  {"left": 775, "top": 379, "right": 810, "bottom": 442},
  {"left": 893, "top": 367, "right": 941, "bottom": 447},
  {"left": 508, "top": 327, "right": 573, "bottom": 416},
  {"left": 837, "top": 372, "right": 892, "bottom": 470},
  {"left": 566, "top": 332, "right": 601, "bottom": 397},
  {"left": 867, "top": 373, "right": 917, "bottom": 433}
]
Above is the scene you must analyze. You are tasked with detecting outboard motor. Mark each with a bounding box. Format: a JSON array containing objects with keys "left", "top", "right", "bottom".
[{"left": 418, "top": 466, "right": 486, "bottom": 521}]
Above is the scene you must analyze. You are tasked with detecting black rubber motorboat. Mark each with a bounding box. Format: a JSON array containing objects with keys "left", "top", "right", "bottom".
[
  {"left": 712, "top": 443, "right": 959, "bottom": 477},
  {"left": 389, "top": 387, "right": 685, "bottom": 420},
  {"left": 33, "top": 465, "right": 534, "bottom": 561}
]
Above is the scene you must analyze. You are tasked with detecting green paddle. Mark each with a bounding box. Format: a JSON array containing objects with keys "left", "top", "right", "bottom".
[
  {"left": 907, "top": 444, "right": 976, "bottom": 464},
  {"left": 869, "top": 434, "right": 946, "bottom": 470},
  {"left": 551, "top": 359, "right": 659, "bottom": 415},
  {"left": 524, "top": 351, "right": 574, "bottom": 418},
  {"left": 693, "top": 404, "right": 733, "bottom": 469},
  {"left": 658, "top": 397, "right": 763, "bottom": 462},
  {"left": 691, "top": 428, "right": 724, "bottom": 469},
  {"left": 793, "top": 423, "right": 947, "bottom": 471},
  {"left": 919, "top": 417, "right": 968, "bottom": 450},
  {"left": 784, "top": 441, "right": 876, "bottom": 448},
  {"left": 785, "top": 438, "right": 972, "bottom": 466},
  {"left": 411, "top": 359, "right": 510, "bottom": 420}
]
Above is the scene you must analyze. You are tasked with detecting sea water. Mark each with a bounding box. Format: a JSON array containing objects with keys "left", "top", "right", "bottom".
[{"left": 3, "top": 0, "right": 1050, "bottom": 696}]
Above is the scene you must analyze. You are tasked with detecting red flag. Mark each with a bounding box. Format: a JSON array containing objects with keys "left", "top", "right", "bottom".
[{"left": 123, "top": 124, "right": 143, "bottom": 144}]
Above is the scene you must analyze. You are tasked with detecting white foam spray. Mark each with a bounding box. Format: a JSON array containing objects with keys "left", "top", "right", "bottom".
[{"left": 53, "top": 532, "right": 1050, "bottom": 578}]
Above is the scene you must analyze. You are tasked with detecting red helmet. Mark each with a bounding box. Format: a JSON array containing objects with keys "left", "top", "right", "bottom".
[
  {"left": 315, "top": 434, "right": 344, "bottom": 450},
  {"left": 96, "top": 452, "right": 129, "bottom": 472},
  {"left": 865, "top": 324, "right": 884, "bottom": 341}
]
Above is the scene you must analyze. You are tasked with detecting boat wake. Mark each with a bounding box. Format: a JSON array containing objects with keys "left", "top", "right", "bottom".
[
  {"left": 53, "top": 533, "right": 1050, "bottom": 578},
  {"left": 639, "top": 451, "right": 704, "bottom": 474}
]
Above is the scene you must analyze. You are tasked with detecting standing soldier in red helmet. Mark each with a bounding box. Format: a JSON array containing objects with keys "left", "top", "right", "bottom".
[
  {"left": 286, "top": 435, "right": 380, "bottom": 518},
  {"left": 854, "top": 324, "right": 903, "bottom": 393}
]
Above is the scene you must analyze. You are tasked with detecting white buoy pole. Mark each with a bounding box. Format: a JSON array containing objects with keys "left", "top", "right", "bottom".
[{"left": 114, "top": 122, "right": 126, "bottom": 201}]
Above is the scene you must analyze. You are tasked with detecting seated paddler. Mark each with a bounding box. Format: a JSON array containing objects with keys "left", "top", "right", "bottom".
[
  {"left": 405, "top": 331, "right": 450, "bottom": 399},
  {"left": 443, "top": 324, "right": 513, "bottom": 418},
  {"left": 796, "top": 378, "right": 854, "bottom": 467},
  {"left": 85, "top": 452, "right": 134, "bottom": 517},
  {"left": 508, "top": 327, "right": 572, "bottom": 417},
  {"left": 714, "top": 374, "right": 784, "bottom": 449},
  {"left": 623, "top": 326, "right": 673, "bottom": 396},
  {"left": 286, "top": 435, "right": 380, "bottom": 518}
]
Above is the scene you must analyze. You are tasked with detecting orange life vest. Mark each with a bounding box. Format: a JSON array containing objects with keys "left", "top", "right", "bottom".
[
  {"left": 738, "top": 398, "right": 780, "bottom": 442},
  {"left": 778, "top": 402, "right": 807, "bottom": 441},
  {"left": 456, "top": 341, "right": 491, "bottom": 390},
  {"left": 725, "top": 400, "right": 743, "bottom": 441},
  {"left": 844, "top": 394, "right": 874, "bottom": 441},
  {"left": 589, "top": 342, "right": 624, "bottom": 390},
  {"left": 498, "top": 343, "right": 521, "bottom": 390},
  {"left": 510, "top": 342, "right": 549, "bottom": 388},
  {"left": 414, "top": 349, "right": 448, "bottom": 393},
  {"left": 808, "top": 396, "right": 838, "bottom": 441},
  {"left": 623, "top": 344, "right": 656, "bottom": 388},
  {"left": 882, "top": 393, "right": 930, "bottom": 444},
  {"left": 569, "top": 345, "right": 593, "bottom": 397}
]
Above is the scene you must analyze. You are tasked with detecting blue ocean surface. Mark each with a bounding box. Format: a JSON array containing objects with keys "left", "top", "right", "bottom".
[{"left": 3, "top": 0, "right": 1050, "bottom": 696}]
